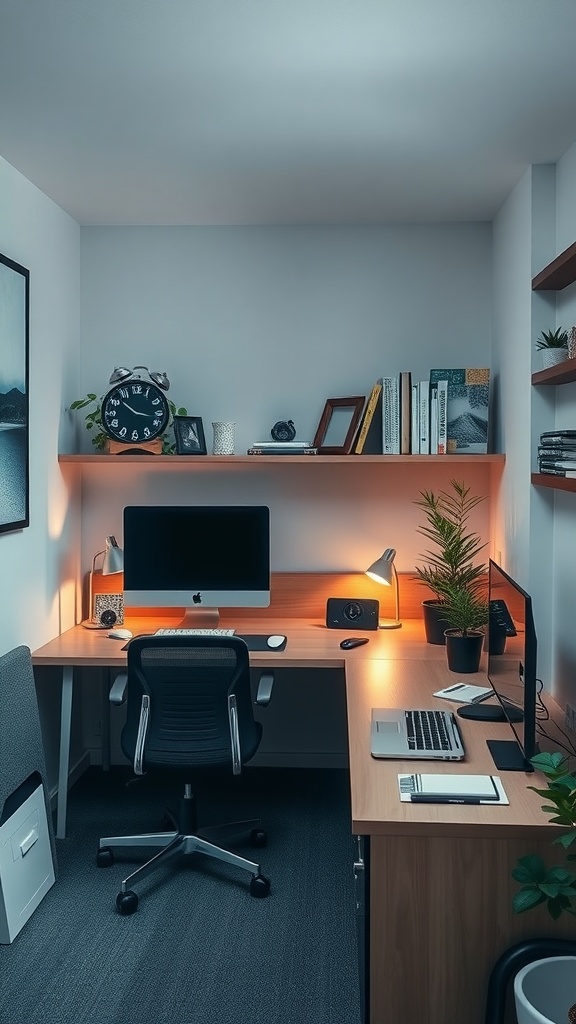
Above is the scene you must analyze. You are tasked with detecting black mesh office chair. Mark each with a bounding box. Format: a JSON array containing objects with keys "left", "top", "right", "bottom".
[{"left": 96, "top": 635, "right": 274, "bottom": 914}]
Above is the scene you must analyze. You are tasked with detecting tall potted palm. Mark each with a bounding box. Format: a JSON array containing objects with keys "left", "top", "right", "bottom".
[{"left": 413, "top": 479, "right": 488, "bottom": 645}]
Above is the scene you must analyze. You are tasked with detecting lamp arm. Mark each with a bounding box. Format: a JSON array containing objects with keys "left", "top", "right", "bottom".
[
  {"left": 392, "top": 563, "right": 400, "bottom": 623},
  {"left": 88, "top": 548, "right": 105, "bottom": 623}
]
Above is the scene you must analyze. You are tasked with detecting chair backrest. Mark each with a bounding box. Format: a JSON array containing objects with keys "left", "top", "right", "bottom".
[{"left": 121, "top": 635, "right": 262, "bottom": 773}]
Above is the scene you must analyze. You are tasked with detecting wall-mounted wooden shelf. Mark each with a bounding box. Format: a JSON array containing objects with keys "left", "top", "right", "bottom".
[
  {"left": 532, "top": 240, "right": 576, "bottom": 291},
  {"left": 532, "top": 357, "right": 576, "bottom": 386},
  {"left": 58, "top": 453, "right": 505, "bottom": 467},
  {"left": 532, "top": 473, "right": 576, "bottom": 493}
]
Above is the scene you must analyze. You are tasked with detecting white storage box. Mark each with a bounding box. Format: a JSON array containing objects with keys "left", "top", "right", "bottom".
[{"left": 0, "top": 783, "right": 55, "bottom": 943}]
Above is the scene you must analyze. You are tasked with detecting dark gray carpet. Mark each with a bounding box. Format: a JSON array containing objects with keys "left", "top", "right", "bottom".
[{"left": 1, "top": 766, "right": 361, "bottom": 1024}]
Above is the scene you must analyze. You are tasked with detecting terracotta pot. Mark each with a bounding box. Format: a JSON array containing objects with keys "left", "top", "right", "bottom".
[
  {"left": 422, "top": 600, "right": 450, "bottom": 645},
  {"left": 444, "top": 629, "right": 484, "bottom": 673}
]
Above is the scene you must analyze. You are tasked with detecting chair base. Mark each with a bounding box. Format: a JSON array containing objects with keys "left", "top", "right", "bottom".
[{"left": 97, "top": 818, "right": 271, "bottom": 912}]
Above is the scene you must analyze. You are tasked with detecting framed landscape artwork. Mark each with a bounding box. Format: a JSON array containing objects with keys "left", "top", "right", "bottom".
[{"left": 0, "top": 252, "right": 29, "bottom": 533}]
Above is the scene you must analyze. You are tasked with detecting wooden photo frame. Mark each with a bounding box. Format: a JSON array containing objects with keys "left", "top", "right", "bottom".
[
  {"left": 173, "top": 416, "right": 207, "bottom": 455},
  {"left": 312, "top": 396, "right": 365, "bottom": 454},
  {"left": 0, "top": 251, "right": 29, "bottom": 533}
]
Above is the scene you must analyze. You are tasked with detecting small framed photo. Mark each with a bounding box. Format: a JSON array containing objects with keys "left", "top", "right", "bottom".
[
  {"left": 312, "top": 396, "right": 365, "bottom": 454},
  {"left": 173, "top": 416, "right": 207, "bottom": 455}
]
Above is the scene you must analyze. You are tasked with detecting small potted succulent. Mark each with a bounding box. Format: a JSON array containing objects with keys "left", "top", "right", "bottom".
[
  {"left": 413, "top": 480, "right": 488, "bottom": 645},
  {"left": 536, "top": 327, "right": 569, "bottom": 369}
]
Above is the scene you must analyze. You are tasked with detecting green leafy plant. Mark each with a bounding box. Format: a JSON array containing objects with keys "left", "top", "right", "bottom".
[
  {"left": 413, "top": 479, "right": 488, "bottom": 602},
  {"left": 69, "top": 393, "right": 188, "bottom": 454},
  {"left": 512, "top": 751, "right": 576, "bottom": 920},
  {"left": 535, "top": 327, "right": 569, "bottom": 350},
  {"left": 439, "top": 581, "right": 488, "bottom": 635}
]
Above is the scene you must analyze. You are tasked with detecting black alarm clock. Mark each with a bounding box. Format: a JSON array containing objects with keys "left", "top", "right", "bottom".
[{"left": 102, "top": 369, "right": 170, "bottom": 444}]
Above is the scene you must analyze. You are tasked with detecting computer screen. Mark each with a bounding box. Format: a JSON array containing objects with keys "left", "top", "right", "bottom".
[
  {"left": 123, "top": 505, "right": 270, "bottom": 626},
  {"left": 485, "top": 559, "right": 538, "bottom": 771}
]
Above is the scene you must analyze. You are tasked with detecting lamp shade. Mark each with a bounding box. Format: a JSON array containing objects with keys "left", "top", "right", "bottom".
[
  {"left": 101, "top": 535, "right": 123, "bottom": 575},
  {"left": 365, "top": 547, "right": 402, "bottom": 629}
]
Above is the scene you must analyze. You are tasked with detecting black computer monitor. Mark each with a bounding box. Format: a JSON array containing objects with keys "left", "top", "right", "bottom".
[
  {"left": 123, "top": 505, "right": 270, "bottom": 626},
  {"left": 485, "top": 559, "right": 538, "bottom": 771}
]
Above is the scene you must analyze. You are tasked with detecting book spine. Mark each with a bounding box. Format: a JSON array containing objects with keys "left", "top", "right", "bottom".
[
  {"left": 354, "top": 382, "right": 382, "bottom": 454},
  {"left": 539, "top": 466, "right": 576, "bottom": 477},
  {"left": 382, "top": 376, "right": 399, "bottom": 454},
  {"left": 418, "top": 380, "right": 429, "bottom": 454},
  {"left": 399, "top": 371, "right": 411, "bottom": 454},
  {"left": 436, "top": 379, "right": 448, "bottom": 455},
  {"left": 429, "top": 381, "right": 438, "bottom": 454},
  {"left": 411, "top": 383, "right": 419, "bottom": 454}
]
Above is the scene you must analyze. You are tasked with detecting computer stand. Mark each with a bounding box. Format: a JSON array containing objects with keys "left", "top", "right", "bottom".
[{"left": 486, "top": 740, "right": 534, "bottom": 772}]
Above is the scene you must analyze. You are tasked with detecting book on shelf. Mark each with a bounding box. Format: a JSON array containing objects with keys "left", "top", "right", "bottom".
[
  {"left": 436, "top": 378, "right": 448, "bottom": 454},
  {"left": 540, "top": 429, "right": 576, "bottom": 439},
  {"left": 399, "top": 371, "right": 411, "bottom": 454},
  {"left": 538, "top": 445, "right": 576, "bottom": 456},
  {"left": 410, "top": 382, "right": 419, "bottom": 454},
  {"left": 418, "top": 380, "right": 429, "bottom": 454},
  {"left": 250, "top": 440, "right": 313, "bottom": 447},
  {"left": 539, "top": 459, "right": 576, "bottom": 471},
  {"left": 429, "top": 381, "right": 438, "bottom": 454},
  {"left": 247, "top": 444, "right": 317, "bottom": 455},
  {"left": 538, "top": 465, "right": 576, "bottom": 478},
  {"left": 429, "top": 367, "right": 490, "bottom": 454},
  {"left": 382, "top": 376, "right": 400, "bottom": 454},
  {"left": 354, "top": 381, "right": 383, "bottom": 454}
]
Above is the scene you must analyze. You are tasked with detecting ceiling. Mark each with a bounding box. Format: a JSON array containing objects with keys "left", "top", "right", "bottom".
[{"left": 3, "top": 0, "right": 576, "bottom": 226}]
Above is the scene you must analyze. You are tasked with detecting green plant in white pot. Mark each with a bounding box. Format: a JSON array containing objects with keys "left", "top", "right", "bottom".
[
  {"left": 511, "top": 751, "right": 576, "bottom": 1023},
  {"left": 536, "top": 327, "right": 569, "bottom": 369},
  {"left": 413, "top": 479, "right": 488, "bottom": 645}
]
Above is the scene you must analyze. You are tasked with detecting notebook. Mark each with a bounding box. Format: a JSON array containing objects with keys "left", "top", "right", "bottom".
[{"left": 370, "top": 707, "right": 465, "bottom": 761}]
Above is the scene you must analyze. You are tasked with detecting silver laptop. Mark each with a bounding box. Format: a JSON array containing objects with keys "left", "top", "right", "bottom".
[{"left": 370, "top": 708, "right": 465, "bottom": 760}]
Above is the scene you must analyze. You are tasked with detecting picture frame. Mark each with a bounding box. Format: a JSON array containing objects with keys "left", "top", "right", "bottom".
[
  {"left": 312, "top": 396, "right": 365, "bottom": 454},
  {"left": 173, "top": 415, "right": 207, "bottom": 455},
  {"left": 0, "top": 252, "right": 29, "bottom": 533}
]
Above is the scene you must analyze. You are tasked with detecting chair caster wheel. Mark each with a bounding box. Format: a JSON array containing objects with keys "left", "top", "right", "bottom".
[
  {"left": 116, "top": 890, "right": 139, "bottom": 915},
  {"left": 249, "top": 828, "right": 267, "bottom": 847},
  {"left": 250, "top": 874, "right": 270, "bottom": 898},
  {"left": 96, "top": 847, "right": 114, "bottom": 868}
]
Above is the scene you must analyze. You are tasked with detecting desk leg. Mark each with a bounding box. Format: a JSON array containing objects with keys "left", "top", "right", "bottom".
[{"left": 56, "top": 666, "right": 73, "bottom": 840}]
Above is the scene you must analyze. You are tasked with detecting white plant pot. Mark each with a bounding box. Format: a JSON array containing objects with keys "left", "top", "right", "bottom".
[
  {"left": 514, "top": 956, "right": 576, "bottom": 1023},
  {"left": 541, "top": 347, "right": 569, "bottom": 368}
]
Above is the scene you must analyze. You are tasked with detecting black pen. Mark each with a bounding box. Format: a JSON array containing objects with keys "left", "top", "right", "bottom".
[{"left": 410, "top": 795, "right": 481, "bottom": 804}]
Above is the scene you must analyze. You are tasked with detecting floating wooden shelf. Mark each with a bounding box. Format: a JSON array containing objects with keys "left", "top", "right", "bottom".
[
  {"left": 58, "top": 453, "right": 505, "bottom": 467},
  {"left": 532, "top": 240, "right": 576, "bottom": 291},
  {"left": 532, "top": 357, "right": 576, "bottom": 386},
  {"left": 532, "top": 473, "right": 576, "bottom": 493}
]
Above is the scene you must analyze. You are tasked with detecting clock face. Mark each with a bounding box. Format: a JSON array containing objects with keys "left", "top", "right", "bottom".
[{"left": 102, "top": 381, "right": 170, "bottom": 443}]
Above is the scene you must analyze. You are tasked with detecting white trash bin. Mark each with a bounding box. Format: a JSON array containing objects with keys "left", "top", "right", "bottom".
[
  {"left": 0, "top": 779, "right": 55, "bottom": 943},
  {"left": 514, "top": 956, "right": 576, "bottom": 1024}
]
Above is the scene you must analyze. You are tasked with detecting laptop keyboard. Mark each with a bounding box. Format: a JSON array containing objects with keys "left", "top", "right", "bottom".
[{"left": 406, "top": 710, "right": 453, "bottom": 751}]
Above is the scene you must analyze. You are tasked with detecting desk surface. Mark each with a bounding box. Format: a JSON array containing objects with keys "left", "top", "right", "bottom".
[{"left": 32, "top": 616, "right": 561, "bottom": 842}]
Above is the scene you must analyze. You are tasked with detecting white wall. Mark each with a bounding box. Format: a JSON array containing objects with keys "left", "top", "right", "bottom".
[
  {"left": 77, "top": 224, "right": 493, "bottom": 578},
  {"left": 0, "top": 157, "right": 81, "bottom": 651}
]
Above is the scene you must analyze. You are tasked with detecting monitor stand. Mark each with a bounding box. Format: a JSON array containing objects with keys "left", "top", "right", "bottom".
[
  {"left": 486, "top": 740, "right": 534, "bottom": 772},
  {"left": 456, "top": 701, "right": 522, "bottom": 723},
  {"left": 178, "top": 607, "right": 220, "bottom": 628}
]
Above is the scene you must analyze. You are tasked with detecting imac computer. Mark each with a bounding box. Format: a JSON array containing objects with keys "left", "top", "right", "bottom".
[
  {"left": 123, "top": 505, "right": 270, "bottom": 627},
  {"left": 455, "top": 560, "right": 538, "bottom": 770}
]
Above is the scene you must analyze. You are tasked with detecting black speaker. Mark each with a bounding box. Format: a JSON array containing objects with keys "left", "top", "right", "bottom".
[{"left": 326, "top": 598, "right": 379, "bottom": 631}]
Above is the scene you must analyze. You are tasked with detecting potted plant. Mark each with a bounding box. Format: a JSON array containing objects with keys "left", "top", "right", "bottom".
[
  {"left": 536, "top": 327, "right": 569, "bottom": 369},
  {"left": 69, "top": 392, "right": 188, "bottom": 454},
  {"left": 511, "top": 751, "right": 576, "bottom": 1023},
  {"left": 413, "top": 479, "right": 488, "bottom": 645},
  {"left": 440, "top": 581, "right": 488, "bottom": 673}
]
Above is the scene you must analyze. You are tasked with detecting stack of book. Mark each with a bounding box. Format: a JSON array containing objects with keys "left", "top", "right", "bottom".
[
  {"left": 247, "top": 441, "right": 317, "bottom": 455},
  {"left": 538, "top": 430, "right": 576, "bottom": 477}
]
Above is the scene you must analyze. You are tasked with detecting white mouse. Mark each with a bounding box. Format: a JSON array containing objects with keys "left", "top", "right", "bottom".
[
  {"left": 266, "top": 634, "right": 286, "bottom": 649},
  {"left": 108, "top": 628, "right": 133, "bottom": 641}
]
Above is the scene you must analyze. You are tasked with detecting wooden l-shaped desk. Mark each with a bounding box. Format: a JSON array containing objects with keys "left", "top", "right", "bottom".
[{"left": 32, "top": 615, "right": 573, "bottom": 1024}]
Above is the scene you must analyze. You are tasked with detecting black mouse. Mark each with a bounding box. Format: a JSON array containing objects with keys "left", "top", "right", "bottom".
[{"left": 340, "top": 637, "right": 370, "bottom": 650}]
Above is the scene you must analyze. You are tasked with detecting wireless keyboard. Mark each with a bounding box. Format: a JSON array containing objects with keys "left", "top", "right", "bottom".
[{"left": 154, "top": 628, "right": 236, "bottom": 637}]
